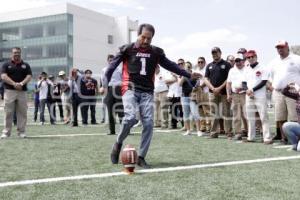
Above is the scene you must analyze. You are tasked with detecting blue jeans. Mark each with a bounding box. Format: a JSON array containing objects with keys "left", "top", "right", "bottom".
[
  {"left": 282, "top": 122, "right": 300, "bottom": 150},
  {"left": 116, "top": 90, "right": 154, "bottom": 158},
  {"left": 181, "top": 96, "right": 191, "bottom": 121},
  {"left": 190, "top": 100, "right": 200, "bottom": 121}
]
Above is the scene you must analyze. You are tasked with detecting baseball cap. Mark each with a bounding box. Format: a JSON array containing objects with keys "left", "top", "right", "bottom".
[
  {"left": 234, "top": 53, "right": 244, "bottom": 61},
  {"left": 58, "top": 70, "right": 65, "bottom": 76},
  {"left": 275, "top": 40, "right": 288, "bottom": 48},
  {"left": 237, "top": 48, "right": 247, "bottom": 54},
  {"left": 246, "top": 50, "right": 257, "bottom": 57},
  {"left": 211, "top": 47, "right": 221, "bottom": 53},
  {"left": 48, "top": 75, "right": 54, "bottom": 79}
]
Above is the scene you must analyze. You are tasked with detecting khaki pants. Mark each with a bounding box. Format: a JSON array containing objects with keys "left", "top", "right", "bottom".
[
  {"left": 2, "top": 89, "right": 28, "bottom": 135},
  {"left": 209, "top": 93, "right": 231, "bottom": 133},
  {"left": 196, "top": 89, "right": 211, "bottom": 131},
  {"left": 231, "top": 94, "right": 246, "bottom": 134},
  {"left": 61, "top": 93, "right": 72, "bottom": 122},
  {"left": 154, "top": 91, "right": 169, "bottom": 127},
  {"left": 273, "top": 90, "right": 297, "bottom": 122}
]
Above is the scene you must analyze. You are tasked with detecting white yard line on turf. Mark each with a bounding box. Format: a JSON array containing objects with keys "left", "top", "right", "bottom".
[
  {"left": 28, "top": 133, "right": 107, "bottom": 138},
  {"left": 1, "top": 155, "right": 300, "bottom": 188},
  {"left": 273, "top": 145, "right": 293, "bottom": 149},
  {"left": 28, "top": 129, "right": 179, "bottom": 138}
]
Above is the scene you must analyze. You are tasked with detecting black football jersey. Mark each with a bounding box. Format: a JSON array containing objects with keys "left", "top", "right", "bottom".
[
  {"left": 120, "top": 43, "right": 164, "bottom": 94},
  {"left": 105, "top": 42, "right": 191, "bottom": 95}
]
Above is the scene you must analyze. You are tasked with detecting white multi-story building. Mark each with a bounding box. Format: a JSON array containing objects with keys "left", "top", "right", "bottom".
[{"left": 0, "top": 3, "right": 138, "bottom": 76}]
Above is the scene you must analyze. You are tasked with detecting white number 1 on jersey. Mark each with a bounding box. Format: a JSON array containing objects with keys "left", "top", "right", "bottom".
[{"left": 140, "top": 57, "right": 147, "bottom": 75}]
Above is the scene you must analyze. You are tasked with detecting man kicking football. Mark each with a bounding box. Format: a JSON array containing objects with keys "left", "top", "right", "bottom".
[{"left": 104, "top": 23, "right": 201, "bottom": 168}]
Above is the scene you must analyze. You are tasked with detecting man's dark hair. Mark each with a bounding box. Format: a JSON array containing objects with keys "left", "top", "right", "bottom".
[
  {"left": 40, "top": 71, "right": 47, "bottom": 76},
  {"left": 198, "top": 57, "right": 206, "bottom": 62},
  {"left": 137, "top": 23, "right": 155, "bottom": 37},
  {"left": 12, "top": 47, "right": 21, "bottom": 52},
  {"left": 107, "top": 54, "right": 114, "bottom": 61}
]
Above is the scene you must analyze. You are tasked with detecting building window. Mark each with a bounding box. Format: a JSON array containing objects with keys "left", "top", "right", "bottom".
[
  {"left": 47, "top": 44, "right": 67, "bottom": 58},
  {"left": 24, "top": 47, "right": 43, "bottom": 60},
  {"left": 108, "top": 35, "right": 113, "bottom": 44},
  {"left": 47, "top": 21, "right": 67, "bottom": 36},
  {"left": 1, "top": 28, "right": 20, "bottom": 41},
  {"left": 22, "top": 24, "right": 43, "bottom": 39},
  {"left": 1, "top": 48, "right": 10, "bottom": 60}
]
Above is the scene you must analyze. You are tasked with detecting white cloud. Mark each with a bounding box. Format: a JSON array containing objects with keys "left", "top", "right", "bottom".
[
  {"left": 155, "top": 28, "right": 248, "bottom": 63},
  {"left": 160, "top": 37, "right": 177, "bottom": 46},
  {"left": 135, "top": 6, "right": 145, "bottom": 10},
  {"left": 81, "top": 0, "right": 146, "bottom": 10},
  {"left": 89, "top": 0, "right": 139, "bottom": 6}
]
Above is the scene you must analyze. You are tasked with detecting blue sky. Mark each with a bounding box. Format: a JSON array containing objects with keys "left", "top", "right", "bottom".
[{"left": 1, "top": 0, "right": 300, "bottom": 64}]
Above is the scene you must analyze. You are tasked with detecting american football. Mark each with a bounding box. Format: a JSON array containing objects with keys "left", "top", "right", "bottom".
[{"left": 121, "top": 144, "right": 138, "bottom": 174}]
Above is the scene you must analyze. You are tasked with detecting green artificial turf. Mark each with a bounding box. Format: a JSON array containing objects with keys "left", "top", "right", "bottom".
[{"left": 0, "top": 122, "right": 299, "bottom": 200}]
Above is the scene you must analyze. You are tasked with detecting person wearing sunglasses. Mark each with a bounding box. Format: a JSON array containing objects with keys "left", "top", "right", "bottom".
[
  {"left": 194, "top": 57, "right": 211, "bottom": 135},
  {"left": 226, "top": 54, "right": 248, "bottom": 140},
  {"left": 244, "top": 50, "right": 272, "bottom": 144}
]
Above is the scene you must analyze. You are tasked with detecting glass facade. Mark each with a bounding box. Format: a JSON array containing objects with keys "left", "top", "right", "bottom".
[{"left": 0, "top": 14, "right": 73, "bottom": 77}]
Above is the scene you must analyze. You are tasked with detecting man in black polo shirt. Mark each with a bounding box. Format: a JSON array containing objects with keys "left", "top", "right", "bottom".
[
  {"left": 205, "top": 47, "right": 232, "bottom": 138},
  {"left": 1, "top": 47, "right": 32, "bottom": 139},
  {"left": 80, "top": 69, "right": 98, "bottom": 125}
]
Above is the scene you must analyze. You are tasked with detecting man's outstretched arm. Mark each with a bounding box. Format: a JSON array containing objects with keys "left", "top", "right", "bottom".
[
  {"left": 158, "top": 49, "right": 201, "bottom": 79},
  {"left": 159, "top": 55, "right": 191, "bottom": 78}
]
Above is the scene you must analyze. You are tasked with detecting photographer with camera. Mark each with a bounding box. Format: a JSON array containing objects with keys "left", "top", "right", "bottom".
[
  {"left": 37, "top": 72, "right": 55, "bottom": 125},
  {"left": 68, "top": 68, "right": 82, "bottom": 127},
  {"left": 80, "top": 69, "right": 98, "bottom": 125}
]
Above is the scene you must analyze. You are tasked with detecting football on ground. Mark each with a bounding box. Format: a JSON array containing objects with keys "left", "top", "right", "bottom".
[{"left": 121, "top": 144, "right": 138, "bottom": 174}]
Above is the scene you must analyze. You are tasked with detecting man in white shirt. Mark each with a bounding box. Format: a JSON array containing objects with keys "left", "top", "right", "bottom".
[
  {"left": 100, "top": 54, "right": 124, "bottom": 135},
  {"left": 194, "top": 57, "right": 211, "bottom": 133},
  {"left": 226, "top": 54, "right": 248, "bottom": 140},
  {"left": 165, "top": 59, "right": 184, "bottom": 129},
  {"left": 37, "top": 72, "right": 55, "bottom": 125},
  {"left": 154, "top": 66, "right": 169, "bottom": 128},
  {"left": 244, "top": 50, "right": 272, "bottom": 144},
  {"left": 268, "top": 40, "right": 300, "bottom": 143}
]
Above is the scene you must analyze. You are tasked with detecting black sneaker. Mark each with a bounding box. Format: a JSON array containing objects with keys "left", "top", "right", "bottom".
[
  {"left": 137, "top": 156, "right": 151, "bottom": 169},
  {"left": 233, "top": 133, "right": 243, "bottom": 141},
  {"left": 280, "top": 138, "right": 288, "bottom": 145},
  {"left": 111, "top": 142, "right": 122, "bottom": 164},
  {"left": 71, "top": 122, "right": 78, "bottom": 127},
  {"left": 272, "top": 134, "right": 282, "bottom": 141}
]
